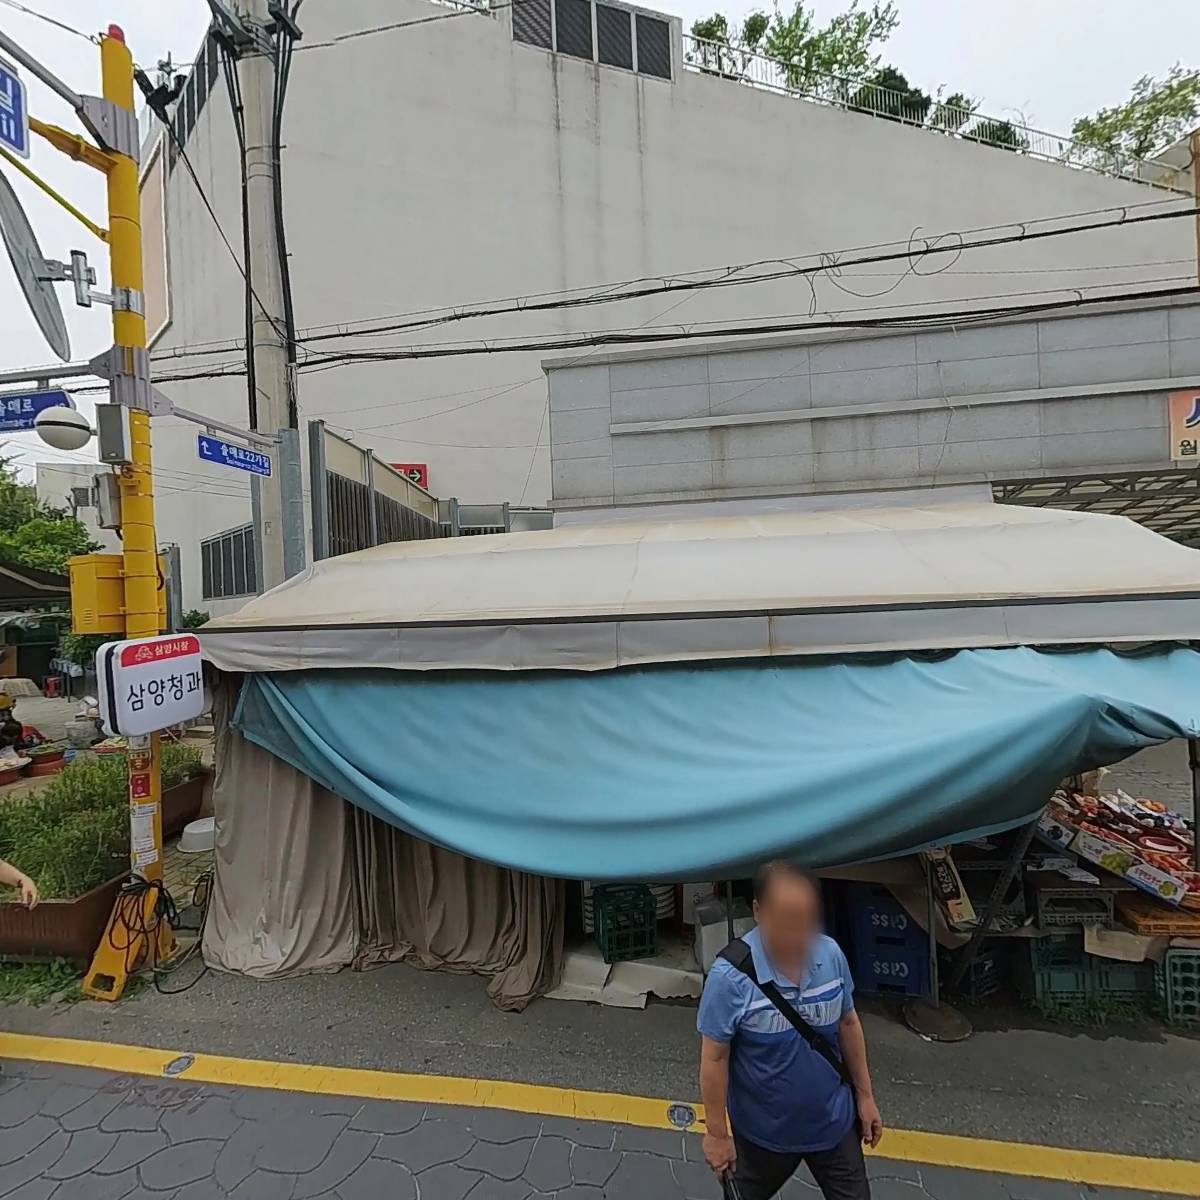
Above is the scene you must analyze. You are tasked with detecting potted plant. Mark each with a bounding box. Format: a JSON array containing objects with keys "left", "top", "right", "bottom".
[{"left": 0, "top": 742, "right": 208, "bottom": 960}]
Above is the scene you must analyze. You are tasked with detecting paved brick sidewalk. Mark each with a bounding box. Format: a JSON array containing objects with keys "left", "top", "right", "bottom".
[{"left": 0, "top": 1060, "right": 1175, "bottom": 1199}]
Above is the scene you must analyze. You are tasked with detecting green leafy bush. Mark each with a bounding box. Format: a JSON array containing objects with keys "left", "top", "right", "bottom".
[{"left": 0, "top": 741, "right": 204, "bottom": 901}]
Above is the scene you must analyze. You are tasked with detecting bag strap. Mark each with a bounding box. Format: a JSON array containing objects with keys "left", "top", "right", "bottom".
[{"left": 718, "top": 938, "right": 855, "bottom": 1094}]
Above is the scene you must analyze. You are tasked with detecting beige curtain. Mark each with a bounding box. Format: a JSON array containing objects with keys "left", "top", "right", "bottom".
[
  {"left": 203, "top": 678, "right": 358, "bottom": 977},
  {"left": 204, "top": 677, "right": 565, "bottom": 1009},
  {"left": 352, "top": 807, "right": 565, "bottom": 1012}
]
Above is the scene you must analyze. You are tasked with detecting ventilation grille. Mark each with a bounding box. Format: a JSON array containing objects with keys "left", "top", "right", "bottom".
[{"left": 596, "top": 4, "right": 633, "bottom": 70}]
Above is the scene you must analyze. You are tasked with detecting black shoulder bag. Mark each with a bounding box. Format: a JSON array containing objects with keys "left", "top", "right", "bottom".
[{"left": 717, "top": 937, "right": 858, "bottom": 1104}]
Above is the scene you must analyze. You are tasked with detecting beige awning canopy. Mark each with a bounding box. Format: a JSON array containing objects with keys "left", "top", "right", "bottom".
[{"left": 199, "top": 501, "right": 1200, "bottom": 673}]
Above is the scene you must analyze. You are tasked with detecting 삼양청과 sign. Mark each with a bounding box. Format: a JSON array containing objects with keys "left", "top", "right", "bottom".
[{"left": 96, "top": 634, "right": 205, "bottom": 736}]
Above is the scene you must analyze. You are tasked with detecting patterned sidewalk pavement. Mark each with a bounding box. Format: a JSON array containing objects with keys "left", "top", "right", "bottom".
[{"left": 0, "top": 1056, "right": 1187, "bottom": 1200}]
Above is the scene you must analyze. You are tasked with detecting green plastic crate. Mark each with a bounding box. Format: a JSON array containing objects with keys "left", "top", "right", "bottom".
[
  {"left": 593, "top": 883, "right": 657, "bottom": 964},
  {"left": 1155, "top": 949, "right": 1200, "bottom": 1025},
  {"left": 1020, "top": 935, "right": 1154, "bottom": 1005}
]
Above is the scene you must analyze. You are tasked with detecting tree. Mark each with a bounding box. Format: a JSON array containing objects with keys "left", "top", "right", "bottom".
[
  {"left": 765, "top": 1, "right": 899, "bottom": 92},
  {"left": 1071, "top": 65, "right": 1200, "bottom": 161},
  {"left": 965, "top": 118, "right": 1027, "bottom": 153},
  {"left": 689, "top": 2, "right": 898, "bottom": 92},
  {"left": 0, "top": 460, "right": 97, "bottom": 574},
  {"left": 850, "top": 66, "right": 930, "bottom": 123}
]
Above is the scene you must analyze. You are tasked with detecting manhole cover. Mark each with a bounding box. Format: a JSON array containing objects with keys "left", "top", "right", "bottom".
[
  {"left": 162, "top": 1054, "right": 194, "bottom": 1077},
  {"left": 666, "top": 1103, "right": 696, "bottom": 1129}
]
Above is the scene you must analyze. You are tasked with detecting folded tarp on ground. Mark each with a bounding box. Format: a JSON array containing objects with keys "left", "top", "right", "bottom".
[{"left": 233, "top": 647, "right": 1200, "bottom": 880}]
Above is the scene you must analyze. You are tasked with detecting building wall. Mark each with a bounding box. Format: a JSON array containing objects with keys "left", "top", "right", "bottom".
[
  {"left": 146, "top": 0, "right": 1195, "bottom": 606},
  {"left": 546, "top": 297, "right": 1200, "bottom": 506},
  {"left": 34, "top": 464, "right": 122, "bottom": 554}
]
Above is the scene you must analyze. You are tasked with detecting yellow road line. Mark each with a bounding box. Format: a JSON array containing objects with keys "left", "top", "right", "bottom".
[{"left": 3, "top": 1031, "right": 1197, "bottom": 1196}]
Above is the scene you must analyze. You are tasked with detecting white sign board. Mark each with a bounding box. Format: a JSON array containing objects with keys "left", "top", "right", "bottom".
[{"left": 96, "top": 634, "right": 205, "bottom": 736}]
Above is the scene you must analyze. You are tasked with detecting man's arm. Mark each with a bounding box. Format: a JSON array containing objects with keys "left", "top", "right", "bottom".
[
  {"left": 699, "top": 1036, "right": 736, "bottom": 1176},
  {"left": 838, "top": 1009, "right": 883, "bottom": 1147}
]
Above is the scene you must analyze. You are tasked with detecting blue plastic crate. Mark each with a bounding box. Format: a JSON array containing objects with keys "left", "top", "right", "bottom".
[
  {"left": 845, "top": 885, "right": 929, "bottom": 997},
  {"left": 847, "top": 884, "right": 925, "bottom": 951}
]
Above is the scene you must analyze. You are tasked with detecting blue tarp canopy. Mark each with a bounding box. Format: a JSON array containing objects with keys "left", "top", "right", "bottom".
[{"left": 233, "top": 646, "right": 1200, "bottom": 880}]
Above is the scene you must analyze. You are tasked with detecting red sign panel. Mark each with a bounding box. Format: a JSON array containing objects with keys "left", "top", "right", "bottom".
[
  {"left": 391, "top": 463, "right": 429, "bottom": 490},
  {"left": 130, "top": 772, "right": 151, "bottom": 799},
  {"left": 119, "top": 634, "right": 200, "bottom": 668}
]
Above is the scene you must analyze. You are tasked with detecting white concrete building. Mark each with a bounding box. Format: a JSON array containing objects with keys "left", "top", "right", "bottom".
[
  {"left": 34, "top": 463, "right": 121, "bottom": 555},
  {"left": 140, "top": 0, "right": 1195, "bottom": 612}
]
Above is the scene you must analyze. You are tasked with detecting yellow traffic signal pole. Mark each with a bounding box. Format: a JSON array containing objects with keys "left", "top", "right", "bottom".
[
  {"left": 0, "top": 23, "right": 168, "bottom": 996},
  {"left": 98, "top": 27, "right": 164, "bottom": 883},
  {"left": 79, "top": 27, "right": 172, "bottom": 1000}
]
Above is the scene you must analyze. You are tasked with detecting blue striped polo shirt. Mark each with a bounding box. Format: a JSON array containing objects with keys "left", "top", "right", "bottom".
[{"left": 697, "top": 927, "right": 856, "bottom": 1154}]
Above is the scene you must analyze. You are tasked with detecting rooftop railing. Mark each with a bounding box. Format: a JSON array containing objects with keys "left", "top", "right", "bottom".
[{"left": 681, "top": 35, "right": 1188, "bottom": 192}]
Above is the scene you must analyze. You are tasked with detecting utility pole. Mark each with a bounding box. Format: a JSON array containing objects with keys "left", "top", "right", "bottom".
[{"left": 231, "top": 0, "right": 305, "bottom": 589}]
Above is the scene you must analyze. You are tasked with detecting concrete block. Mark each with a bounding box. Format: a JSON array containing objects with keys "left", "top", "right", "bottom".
[
  {"left": 709, "top": 373, "right": 811, "bottom": 416},
  {"left": 916, "top": 353, "right": 1040, "bottom": 400},
  {"left": 1040, "top": 425, "right": 1170, "bottom": 469},
  {"left": 610, "top": 383, "right": 709, "bottom": 423},
  {"left": 548, "top": 364, "right": 611, "bottom": 411},
  {"left": 612, "top": 430, "right": 712, "bottom": 468},
  {"left": 810, "top": 364, "right": 918, "bottom": 408},
  {"left": 549, "top": 406, "right": 612, "bottom": 459},
  {"left": 613, "top": 460, "right": 714, "bottom": 498},
  {"left": 706, "top": 345, "right": 810, "bottom": 383},
  {"left": 1170, "top": 337, "right": 1200, "bottom": 377},
  {"left": 917, "top": 436, "right": 1042, "bottom": 476},
  {"left": 917, "top": 402, "right": 1040, "bottom": 445},
  {"left": 813, "top": 445, "right": 920, "bottom": 484},
  {"left": 713, "top": 454, "right": 815, "bottom": 489},
  {"left": 552, "top": 455, "right": 613, "bottom": 501},
  {"left": 1040, "top": 393, "right": 1167, "bottom": 436},
  {"left": 1038, "top": 342, "right": 1170, "bottom": 388},
  {"left": 610, "top": 354, "right": 707, "bottom": 392},
  {"left": 813, "top": 412, "right": 919, "bottom": 454},
  {"left": 711, "top": 421, "right": 813, "bottom": 459},
  {"left": 810, "top": 333, "right": 916, "bottom": 374},
  {"left": 916, "top": 322, "right": 1038, "bottom": 363},
  {"left": 1038, "top": 308, "right": 1169, "bottom": 352}
]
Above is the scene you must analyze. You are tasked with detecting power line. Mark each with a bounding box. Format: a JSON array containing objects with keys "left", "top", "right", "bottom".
[
  {"left": 294, "top": 204, "right": 1200, "bottom": 346},
  {"left": 298, "top": 3, "right": 512, "bottom": 52},
  {"left": 293, "top": 282, "right": 1200, "bottom": 369},
  {"left": 143, "top": 197, "right": 1199, "bottom": 365},
  {"left": 0, "top": 0, "right": 96, "bottom": 43}
]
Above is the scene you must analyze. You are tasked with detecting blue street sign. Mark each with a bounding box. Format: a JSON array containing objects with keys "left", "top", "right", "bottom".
[
  {"left": 0, "top": 59, "right": 30, "bottom": 159},
  {"left": 197, "top": 433, "right": 272, "bottom": 477},
  {"left": 0, "top": 388, "right": 72, "bottom": 431}
]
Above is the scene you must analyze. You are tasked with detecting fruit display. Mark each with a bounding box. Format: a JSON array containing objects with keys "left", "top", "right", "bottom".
[{"left": 1045, "top": 788, "right": 1200, "bottom": 909}]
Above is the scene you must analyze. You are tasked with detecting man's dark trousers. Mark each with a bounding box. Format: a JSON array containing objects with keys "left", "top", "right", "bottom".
[{"left": 730, "top": 1125, "right": 870, "bottom": 1200}]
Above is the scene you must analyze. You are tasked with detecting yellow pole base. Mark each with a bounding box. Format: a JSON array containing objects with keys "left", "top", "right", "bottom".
[{"left": 81, "top": 889, "right": 175, "bottom": 1002}]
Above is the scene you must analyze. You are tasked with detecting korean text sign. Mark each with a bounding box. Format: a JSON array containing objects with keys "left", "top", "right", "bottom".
[
  {"left": 97, "top": 635, "right": 205, "bottom": 736},
  {"left": 1168, "top": 390, "right": 1200, "bottom": 462}
]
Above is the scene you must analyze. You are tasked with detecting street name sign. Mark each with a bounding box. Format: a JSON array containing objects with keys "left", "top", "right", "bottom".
[
  {"left": 0, "top": 59, "right": 30, "bottom": 159},
  {"left": 0, "top": 387, "right": 74, "bottom": 431},
  {"left": 96, "top": 634, "right": 205, "bottom": 737},
  {"left": 197, "top": 433, "right": 272, "bottom": 476}
]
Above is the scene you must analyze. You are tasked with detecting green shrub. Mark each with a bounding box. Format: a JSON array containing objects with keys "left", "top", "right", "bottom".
[{"left": 0, "top": 740, "right": 205, "bottom": 901}]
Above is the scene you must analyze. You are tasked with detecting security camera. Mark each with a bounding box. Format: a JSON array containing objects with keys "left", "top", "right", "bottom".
[{"left": 35, "top": 405, "right": 93, "bottom": 452}]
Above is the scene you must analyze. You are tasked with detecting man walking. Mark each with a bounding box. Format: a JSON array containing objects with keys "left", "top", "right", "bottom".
[{"left": 698, "top": 861, "right": 882, "bottom": 1199}]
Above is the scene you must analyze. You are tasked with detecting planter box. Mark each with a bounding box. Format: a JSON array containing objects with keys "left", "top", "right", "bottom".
[
  {"left": 0, "top": 772, "right": 210, "bottom": 964},
  {"left": 163, "top": 772, "right": 208, "bottom": 839},
  {"left": 0, "top": 874, "right": 124, "bottom": 963}
]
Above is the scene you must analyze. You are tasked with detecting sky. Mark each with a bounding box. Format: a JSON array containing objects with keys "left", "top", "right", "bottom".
[{"left": 1, "top": 0, "right": 1198, "bottom": 478}]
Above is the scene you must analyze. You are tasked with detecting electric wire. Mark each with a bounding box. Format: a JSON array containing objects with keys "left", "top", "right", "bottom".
[
  {"left": 0, "top": 0, "right": 96, "bottom": 43},
  {"left": 298, "top": 2, "right": 512, "bottom": 52}
]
